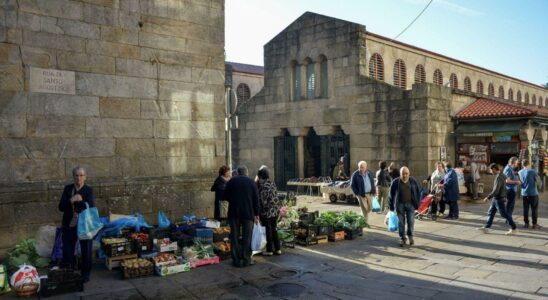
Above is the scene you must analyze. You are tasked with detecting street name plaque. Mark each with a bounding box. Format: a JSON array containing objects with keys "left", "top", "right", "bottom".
[{"left": 30, "top": 67, "right": 75, "bottom": 95}]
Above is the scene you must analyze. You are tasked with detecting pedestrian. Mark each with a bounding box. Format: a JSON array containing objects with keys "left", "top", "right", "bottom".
[
  {"left": 478, "top": 163, "right": 517, "bottom": 235},
  {"left": 375, "top": 160, "right": 392, "bottom": 213},
  {"left": 58, "top": 166, "right": 95, "bottom": 282},
  {"left": 257, "top": 168, "right": 282, "bottom": 256},
  {"left": 388, "top": 162, "right": 400, "bottom": 180},
  {"left": 440, "top": 162, "right": 460, "bottom": 219},
  {"left": 350, "top": 161, "right": 376, "bottom": 223},
  {"left": 518, "top": 160, "right": 541, "bottom": 229},
  {"left": 224, "top": 166, "right": 260, "bottom": 267},
  {"left": 388, "top": 166, "right": 421, "bottom": 247},
  {"left": 503, "top": 157, "right": 520, "bottom": 222},
  {"left": 468, "top": 157, "right": 480, "bottom": 200},
  {"left": 210, "top": 165, "right": 231, "bottom": 221},
  {"left": 254, "top": 165, "right": 268, "bottom": 187},
  {"left": 425, "top": 161, "right": 445, "bottom": 220}
]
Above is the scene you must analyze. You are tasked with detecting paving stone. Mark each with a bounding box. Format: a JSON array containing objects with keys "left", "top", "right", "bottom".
[{"left": 454, "top": 267, "right": 493, "bottom": 279}]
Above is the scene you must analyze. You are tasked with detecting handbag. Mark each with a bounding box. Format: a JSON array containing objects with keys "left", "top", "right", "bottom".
[{"left": 77, "top": 202, "right": 104, "bottom": 240}]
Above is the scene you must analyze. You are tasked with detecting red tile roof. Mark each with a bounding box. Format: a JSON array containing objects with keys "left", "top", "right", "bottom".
[
  {"left": 226, "top": 62, "right": 264, "bottom": 76},
  {"left": 454, "top": 98, "right": 541, "bottom": 120}
]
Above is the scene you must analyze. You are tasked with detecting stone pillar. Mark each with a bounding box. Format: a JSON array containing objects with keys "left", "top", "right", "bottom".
[{"left": 297, "top": 136, "right": 305, "bottom": 178}]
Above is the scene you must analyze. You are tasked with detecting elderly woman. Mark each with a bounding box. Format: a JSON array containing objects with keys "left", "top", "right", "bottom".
[
  {"left": 428, "top": 161, "right": 446, "bottom": 219},
  {"left": 211, "top": 165, "right": 231, "bottom": 221},
  {"left": 258, "top": 168, "right": 281, "bottom": 256},
  {"left": 58, "top": 166, "right": 95, "bottom": 282}
]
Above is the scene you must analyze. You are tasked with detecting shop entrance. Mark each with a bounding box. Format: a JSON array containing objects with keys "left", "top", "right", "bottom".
[{"left": 274, "top": 129, "right": 297, "bottom": 190}]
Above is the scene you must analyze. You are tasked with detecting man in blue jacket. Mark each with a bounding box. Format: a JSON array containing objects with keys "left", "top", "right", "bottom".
[
  {"left": 519, "top": 159, "right": 541, "bottom": 229},
  {"left": 441, "top": 162, "right": 460, "bottom": 219},
  {"left": 350, "top": 161, "right": 376, "bottom": 224},
  {"left": 388, "top": 166, "right": 421, "bottom": 247},
  {"left": 503, "top": 157, "right": 520, "bottom": 222}
]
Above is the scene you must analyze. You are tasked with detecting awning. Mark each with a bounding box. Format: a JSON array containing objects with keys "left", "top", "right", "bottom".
[{"left": 455, "top": 121, "right": 524, "bottom": 136}]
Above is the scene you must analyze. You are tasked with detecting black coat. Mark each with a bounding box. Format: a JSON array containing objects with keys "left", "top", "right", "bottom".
[
  {"left": 210, "top": 176, "right": 227, "bottom": 220},
  {"left": 224, "top": 175, "right": 260, "bottom": 221},
  {"left": 58, "top": 184, "right": 95, "bottom": 227}
]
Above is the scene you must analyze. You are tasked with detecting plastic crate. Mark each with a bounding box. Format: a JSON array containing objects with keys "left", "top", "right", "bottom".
[
  {"left": 344, "top": 227, "right": 363, "bottom": 240},
  {"left": 194, "top": 228, "right": 213, "bottom": 238},
  {"left": 171, "top": 231, "right": 194, "bottom": 248},
  {"left": 295, "top": 236, "right": 318, "bottom": 246},
  {"left": 103, "top": 239, "right": 134, "bottom": 257},
  {"left": 294, "top": 224, "right": 318, "bottom": 239},
  {"left": 299, "top": 211, "right": 319, "bottom": 225},
  {"left": 316, "top": 225, "right": 333, "bottom": 236},
  {"left": 328, "top": 231, "right": 345, "bottom": 242},
  {"left": 147, "top": 227, "right": 171, "bottom": 240},
  {"left": 190, "top": 256, "right": 220, "bottom": 268},
  {"left": 39, "top": 269, "right": 83, "bottom": 298}
]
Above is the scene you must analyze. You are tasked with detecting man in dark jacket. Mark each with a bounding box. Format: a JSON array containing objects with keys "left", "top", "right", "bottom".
[
  {"left": 388, "top": 166, "right": 421, "bottom": 247},
  {"left": 478, "top": 163, "right": 517, "bottom": 235},
  {"left": 441, "top": 162, "right": 460, "bottom": 219},
  {"left": 350, "top": 161, "right": 376, "bottom": 223},
  {"left": 224, "top": 165, "right": 260, "bottom": 267}
]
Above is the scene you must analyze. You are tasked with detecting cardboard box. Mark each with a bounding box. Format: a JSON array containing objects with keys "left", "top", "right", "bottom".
[
  {"left": 155, "top": 262, "right": 190, "bottom": 276},
  {"left": 154, "top": 240, "right": 178, "bottom": 253}
]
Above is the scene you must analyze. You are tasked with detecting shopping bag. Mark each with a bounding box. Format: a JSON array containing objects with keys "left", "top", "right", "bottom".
[
  {"left": 10, "top": 264, "right": 40, "bottom": 289},
  {"left": 158, "top": 211, "right": 171, "bottom": 229},
  {"left": 251, "top": 224, "right": 266, "bottom": 254},
  {"left": 220, "top": 201, "right": 229, "bottom": 219},
  {"left": 386, "top": 211, "right": 398, "bottom": 232},
  {"left": 77, "top": 202, "right": 104, "bottom": 240},
  {"left": 371, "top": 196, "right": 381, "bottom": 212},
  {"left": 50, "top": 228, "right": 63, "bottom": 262},
  {"left": 35, "top": 225, "right": 57, "bottom": 257}
]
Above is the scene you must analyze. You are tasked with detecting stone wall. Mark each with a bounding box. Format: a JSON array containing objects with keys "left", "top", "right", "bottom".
[{"left": 0, "top": 0, "right": 225, "bottom": 256}]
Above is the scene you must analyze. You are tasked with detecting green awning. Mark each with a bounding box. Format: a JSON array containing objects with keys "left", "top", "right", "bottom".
[{"left": 455, "top": 121, "right": 524, "bottom": 136}]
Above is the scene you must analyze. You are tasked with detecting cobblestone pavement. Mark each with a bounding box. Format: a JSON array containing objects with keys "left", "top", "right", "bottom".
[{"left": 4, "top": 193, "right": 547, "bottom": 299}]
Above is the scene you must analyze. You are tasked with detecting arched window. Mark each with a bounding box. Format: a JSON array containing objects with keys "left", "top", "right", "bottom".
[
  {"left": 369, "top": 53, "right": 384, "bottom": 81},
  {"left": 540, "top": 97, "right": 544, "bottom": 107},
  {"left": 305, "top": 58, "right": 315, "bottom": 100},
  {"left": 414, "top": 64, "right": 425, "bottom": 84},
  {"left": 476, "top": 80, "right": 484, "bottom": 94},
  {"left": 525, "top": 92, "right": 529, "bottom": 104},
  {"left": 292, "top": 61, "right": 301, "bottom": 101},
  {"left": 449, "top": 73, "right": 458, "bottom": 89},
  {"left": 517, "top": 90, "right": 522, "bottom": 102},
  {"left": 498, "top": 86, "right": 504, "bottom": 99},
  {"left": 433, "top": 69, "right": 443, "bottom": 85},
  {"left": 488, "top": 83, "right": 494, "bottom": 96},
  {"left": 464, "top": 77, "right": 471, "bottom": 92},
  {"left": 393, "top": 59, "right": 406, "bottom": 89},
  {"left": 319, "top": 55, "right": 328, "bottom": 98},
  {"left": 236, "top": 83, "right": 250, "bottom": 102},
  {"left": 532, "top": 95, "right": 537, "bottom": 106},
  {"left": 508, "top": 88, "right": 514, "bottom": 101}
]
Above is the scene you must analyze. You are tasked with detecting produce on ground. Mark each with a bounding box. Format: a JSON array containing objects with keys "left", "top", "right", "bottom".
[
  {"left": 121, "top": 258, "right": 152, "bottom": 269},
  {"left": 5, "top": 239, "right": 49, "bottom": 272}
]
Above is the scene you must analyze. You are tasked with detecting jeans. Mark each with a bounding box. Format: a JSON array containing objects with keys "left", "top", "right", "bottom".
[
  {"left": 61, "top": 226, "right": 92, "bottom": 280},
  {"left": 485, "top": 198, "right": 516, "bottom": 229},
  {"left": 260, "top": 216, "right": 280, "bottom": 252},
  {"left": 228, "top": 218, "right": 254, "bottom": 267},
  {"left": 396, "top": 202, "right": 415, "bottom": 240},
  {"left": 448, "top": 201, "right": 459, "bottom": 218},
  {"left": 523, "top": 195, "right": 539, "bottom": 225},
  {"left": 506, "top": 189, "right": 516, "bottom": 218}
]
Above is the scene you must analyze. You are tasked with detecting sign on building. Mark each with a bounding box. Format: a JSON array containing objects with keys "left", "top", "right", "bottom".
[{"left": 30, "top": 67, "right": 75, "bottom": 95}]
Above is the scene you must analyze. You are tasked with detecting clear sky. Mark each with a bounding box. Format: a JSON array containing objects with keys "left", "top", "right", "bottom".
[{"left": 225, "top": 0, "right": 548, "bottom": 86}]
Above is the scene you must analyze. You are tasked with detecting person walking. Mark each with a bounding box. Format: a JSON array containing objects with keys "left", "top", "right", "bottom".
[
  {"left": 441, "top": 162, "right": 460, "bottom": 219},
  {"left": 350, "top": 161, "right": 376, "bottom": 224},
  {"left": 224, "top": 166, "right": 260, "bottom": 267},
  {"left": 519, "top": 160, "right": 541, "bottom": 229},
  {"left": 478, "top": 163, "right": 517, "bottom": 235},
  {"left": 211, "top": 165, "right": 231, "bottom": 221},
  {"left": 388, "top": 167, "right": 421, "bottom": 247},
  {"left": 257, "top": 168, "right": 282, "bottom": 256},
  {"left": 388, "top": 162, "right": 400, "bottom": 180},
  {"left": 375, "top": 161, "right": 392, "bottom": 213},
  {"left": 503, "top": 157, "right": 520, "bottom": 222},
  {"left": 468, "top": 157, "right": 481, "bottom": 200},
  {"left": 58, "top": 166, "right": 95, "bottom": 282}
]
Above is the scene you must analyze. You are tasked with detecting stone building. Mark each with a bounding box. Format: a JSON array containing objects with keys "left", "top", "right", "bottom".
[
  {"left": 233, "top": 12, "right": 548, "bottom": 190},
  {"left": 226, "top": 61, "right": 263, "bottom": 105},
  {"left": 0, "top": 0, "right": 225, "bottom": 256}
]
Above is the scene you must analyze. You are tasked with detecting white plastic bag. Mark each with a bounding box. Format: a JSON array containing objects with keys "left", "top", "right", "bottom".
[
  {"left": 35, "top": 225, "right": 57, "bottom": 257},
  {"left": 251, "top": 224, "right": 266, "bottom": 254},
  {"left": 10, "top": 264, "right": 40, "bottom": 290}
]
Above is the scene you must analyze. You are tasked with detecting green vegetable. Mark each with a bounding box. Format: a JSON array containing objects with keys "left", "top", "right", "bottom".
[
  {"left": 314, "top": 211, "right": 339, "bottom": 226},
  {"left": 5, "top": 239, "right": 50, "bottom": 273},
  {"left": 277, "top": 229, "right": 294, "bottom": 242}
]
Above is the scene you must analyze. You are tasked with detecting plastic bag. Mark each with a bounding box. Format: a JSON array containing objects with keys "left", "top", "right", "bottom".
[
  {"left": 220, "top": 201, "right": 229, "bottom": 219},
  {"left": 0, "top": 264, "right": 11, "bottom": 294},
  {"left": 35, "top": 225, "right": 57, "bottom": 258},
  {"left": 50, "top": 228, "right": 63, "bottom": 262},
  {"left": 77, "top": 202, "right": 104, "bottom": 240},
  {"left": 158, "top": 211, "right": 171, "bottom": 229},
  {"left": 10, "top": 264, "right": 39, "bottom": 289},
  {"left": 386, "top": 211, "right": 398, "bottom": 232},
  {"left": 371, "top": 197, "right": 381, "bottom": 212},
  {"left": 251, "top": 224, "right": 266, "bottom": 254}
]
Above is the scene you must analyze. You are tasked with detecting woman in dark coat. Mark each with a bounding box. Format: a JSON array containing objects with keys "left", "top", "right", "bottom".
[
  {"left": 258, "top": 168, "right": 281, "bottom": 256},
  {"left": 211, "top": 165, "right": 231, "bottom": 220},
  {"left": 58, "top": 166, "right": 95, "bottom": 282}
]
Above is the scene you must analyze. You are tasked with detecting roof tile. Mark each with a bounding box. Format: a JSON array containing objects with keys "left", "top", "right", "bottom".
[{"left": 454, "top": 98, "right": 540, "bottom": 120}]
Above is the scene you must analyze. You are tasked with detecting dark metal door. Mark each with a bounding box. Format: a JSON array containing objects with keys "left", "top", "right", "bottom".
[
  {"left": 274, "top": 135, "right": 297, "bottom": 190},
  {"left": 320, "top": 132, "right": 350, "bottom": 178}
]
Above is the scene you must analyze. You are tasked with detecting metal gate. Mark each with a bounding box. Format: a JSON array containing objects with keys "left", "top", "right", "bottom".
[
  {"left": 274, "top": 134, "right": 297, "bottom": 190},
  {"left": 320, "top": 130, "right": 350, "bottom": 178}
]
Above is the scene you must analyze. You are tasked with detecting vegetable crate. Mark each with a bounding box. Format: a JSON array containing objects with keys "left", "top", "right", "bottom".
[
  {"left": 344, "top": 227, "right": 363, "bottom": 240},
  {"left": 316, "top": 225, "right": 333, "bottom": 236},
  {"left": 39, "top": 269, "right": 84, "bottom": 298},
  {"left": 106, "top": 253, "right": 138, "bottom": 271},
  {"left": 190, "top": 256, "right": 220, "bottom": 268},
  {"left": 281, "top": 240, "right": 295, "bottom": 248},
  {"left": 212, "top": 227, "right": 230, "bottom": 242},
  {"left": 294, "top": 224, "right": 318, "bottom": 239},
  {"left": 171, "top": 232, "right": 194, "bottom": 248},
  {"left": 295, "top": 236, "right": 318, "bottom": 247},
  {"left": 121, "top": 262, "right": 154, "bottom": 279},
  {"left": 103, "top": 239, "right": 134, "bottom": 257},
  {"left": 193, "top": 236, "right": 213, "bottom": 245},
  {"left": 194, "top": 228, "right": 214, "bottom": 238},
  {"left": 328, "top": 231, "right": 345, "bottom": 242},
  {"left": 299, "top": 211, "right": 319, "bottom": 225},
  {"left": 155, "top": 262, "right": 191, "bottom": 276},
  {"left": 147, "top": 227, "right": 172, "bottom": 240},
  {"left": 316, "top": 235, "right": 329, "bottom": 244}
]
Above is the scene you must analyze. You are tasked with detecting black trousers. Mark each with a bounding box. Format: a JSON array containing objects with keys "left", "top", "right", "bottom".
[
  {"left": 523, "top": 195, "right": 539, "bottom": 225},
  {"left": 260, "top": 216, "right": 280, "bottom": 252},
  {"left": 429, "top": 194, "right": 445, "bottom": 215},
  {"left": 228, "top": 218, "right": 253, "bottom": 267},
  {"left": 61, "top": 226, "right": 92, "bottom": 279}
]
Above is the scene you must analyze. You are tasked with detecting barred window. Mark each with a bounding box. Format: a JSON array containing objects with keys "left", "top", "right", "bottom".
[
  {"left": 393, "top": 59, "right": 407, "bottom": 89},
  {"left": 369, "top": 53, "right": 384, "bottom": 81},
  {"left": 517, "top": 90, "right": 522, "bottom": 102},
  {"left": 508, "top": 88, "right": 514, "bottom": 101},
  {"left": 532, "top": 95, "right": 537, "bottom": 106},
  {"left": 449, "top": 73, "right": 458, "bottom": 89},
  {"left": 476, "top": 80, "right": 484, "bottom": 94},
  {"left": 540, "top": 97, "right": 544, "bottom": 107},
  {"left": 498, "top": 86, "right": 504, "bottom": 99},
  {"left": 414, "top": 64, "right": 425, "bottom": 84},
  {"left": 236, "top": 83, "right": 250, "bottom": 102},
  {"left": 488, "top": 83, "right": 494, "bottom": 96},
  {"left": 464, "top": 77, "right": 471, "bottom": 92},
  {"left": 433, "top": 69, "right": 443, "bottom": 85},
  {"left": 525, "top": 92, "right": 529, "bottom": 104},
  {"left": 306, "top": 59, "right": 315, "bottom": 100}
]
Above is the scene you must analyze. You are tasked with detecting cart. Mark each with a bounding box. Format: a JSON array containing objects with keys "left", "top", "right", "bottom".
[{"left": 320, "top": 180, "right": 357, "bottom": 205}]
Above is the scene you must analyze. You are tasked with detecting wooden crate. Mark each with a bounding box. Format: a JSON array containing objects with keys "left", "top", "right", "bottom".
[
  {"left": 328, "top": 231, "right": 345, "bottom": 242},
  {"left": 106, "top": 254, "right": 138, "bottom": 271},
  {"left": 316, "top": 235, "right": 328, "bottom": 244}
]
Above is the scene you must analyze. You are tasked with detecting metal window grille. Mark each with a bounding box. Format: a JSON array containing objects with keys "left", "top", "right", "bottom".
[
  {"left": 369, "top": 53, "right": 384, "bottom": 81},
  {"left": 414, "top": 64, "right": 425, "bottom": 84},
  {"left": 393, "top": 59, "right": 406, "bottom": 89}
]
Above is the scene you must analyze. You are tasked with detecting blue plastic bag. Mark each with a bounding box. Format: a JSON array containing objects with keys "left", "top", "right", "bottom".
[
  {"left": 158, "top": 211, "right": 171, "bottom": 229},
  {"left": 387, "top": 211, "right": 398, "bottom": 232},
  {"left": 372, "top": 196, "right": 381, "bottom": 212},
  {"left": 78, "top": 202, "right": 104, "bottom": 240},
  {"left": 251, "top": 224, "right": 266, "bottom": 254}
]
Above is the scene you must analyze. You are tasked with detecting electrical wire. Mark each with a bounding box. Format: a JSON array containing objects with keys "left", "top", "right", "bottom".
[{"left": 391, "top": 0, "right": 434, "bottom": 41}]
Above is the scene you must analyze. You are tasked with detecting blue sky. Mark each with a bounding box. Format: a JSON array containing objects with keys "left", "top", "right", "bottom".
[{"left": 225, "top": 0, "right": 548, "bottom": 86}]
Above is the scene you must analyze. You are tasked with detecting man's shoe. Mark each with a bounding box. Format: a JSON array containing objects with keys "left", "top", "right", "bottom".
[
  {"left": 505, "top": 229, "right": 517, "bottom": 235},
  {"left": 532, "top": 224, "right": 542, "bottom": 230},
  {"left": 452, "top": 216, "right": 459, "bottom": 220},
  {"left": 399, "top": 239, "right": 406, "bottom": 247},
  {"left": 408, "top": 236, "right": 414, "bottom": 246},
  {"left": 443, "top": 215, "right": 453, "bottom": 220},
  {"left": 523, "top": 224, "right": 530, "bottom": 229},
  {"left": 477, "top": 227, "right": 489, "bottom": 233},
  {"left": 274, "top": 250, "right": 282, "bottom": 255}
]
